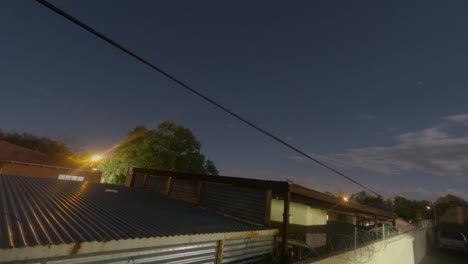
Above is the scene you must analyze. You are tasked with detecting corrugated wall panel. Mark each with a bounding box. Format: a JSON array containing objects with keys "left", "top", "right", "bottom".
[
  {"left": 201, "top": 183, "right": 267, "bottom": 224},
  {"left": 44, "top": 241, "right": 218, "bottom": 264},
  {"left": 144, "top": 175, "right": 168, "bottom": 194},
  {"left": 132, "top": 173, "right": 147, "bottom": 188},
  {"left": 169, "top": 178, "right": 198, "bottom": 203},
  {"left": 223, "top": 236, "right": 274, "bottom": 263}
]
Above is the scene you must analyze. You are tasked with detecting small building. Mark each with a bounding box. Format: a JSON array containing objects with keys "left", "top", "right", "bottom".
[
  {"left": 0, "top": 140, "right": 101, "bottom": 182},
  {"left": 0, "top": 174, "right": 277, "bottom": 263}
]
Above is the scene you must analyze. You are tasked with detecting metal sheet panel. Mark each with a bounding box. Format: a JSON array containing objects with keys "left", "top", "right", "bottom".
[
  {"left": 201, "top": 183, "right": 267, "bottom": 224},
  {"left": 45, "top": 241, "right": 218, "bottom": 264},
  {"left": 144, "top": 175, "right": 168, "bottom": 194},
  {"left": 169, "top": 178, "right": 198, "bottom": 203},
  {"left": 132, "top": 172, "right": 146, "bottom": 188},
  {"left": 0, "top": 174, "right": 268, "bottom": 250},
  {"left": 223, "top": 236, "right": 274, "bottom": 263}
]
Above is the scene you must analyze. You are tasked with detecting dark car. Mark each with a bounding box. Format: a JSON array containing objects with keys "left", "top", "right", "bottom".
[{"left": 438, "top": 230, "right": 468, "bottom": 251}]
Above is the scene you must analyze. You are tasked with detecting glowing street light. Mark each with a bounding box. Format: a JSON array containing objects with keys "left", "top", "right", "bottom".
[
  {"left": 427, "top": 204, "right": 437, "bottom": 225},
  {"left": 343, "top": 197, "right": 349, "bottom": 202},
  {"left": 89, "top": 155, "right": 102, "bottom": 168},
  {"left": 91, "top": 155, "right": 102, "bottom": 162}
]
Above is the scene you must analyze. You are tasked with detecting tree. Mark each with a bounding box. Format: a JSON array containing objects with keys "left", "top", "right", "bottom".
[
  {"left": 394, "top": 196, "right": 431, "bottom": 221},
  {"left": 100, "top": 121, "right": 218, "bottom": 184},
  {"left": 335, "top": 190, "right": 346, "bottom": 199},
  {"left": 0, "top": 130, "right": 73, "bottom": 158},
  {"left": 350, "top": 191, "right": 394, "bottom": 212},
  {"left": 435, "top": 194, "right": 468, "bottom": 219}
]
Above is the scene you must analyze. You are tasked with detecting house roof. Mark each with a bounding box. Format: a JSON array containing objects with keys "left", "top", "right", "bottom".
[
  {"left": 289, "top": 184, "right": 396, "bottom": 219},
  {"left": 0, "top": 140, "right": 83, "bottom": 169},
  {"left": 0, "top": 140, "right": 51, "bottom": 164},
  {"left": 0, "top": 174, "right": 271, "bottom": 251}
]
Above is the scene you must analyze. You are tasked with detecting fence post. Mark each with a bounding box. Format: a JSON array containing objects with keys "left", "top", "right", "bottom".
[
  {"left": 216, "top": 240, "right": 225, "bottom": 264},
  {"left": 382, "top": 224, "right": 386, "bottom": 240},
  {"left": 354, "top": 225, "right": 357, "bottom": 251}
]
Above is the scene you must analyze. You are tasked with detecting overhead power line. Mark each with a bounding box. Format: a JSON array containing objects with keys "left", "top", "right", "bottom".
[{"left": 35, "top": 0, "right": 384, "bottom": 197}]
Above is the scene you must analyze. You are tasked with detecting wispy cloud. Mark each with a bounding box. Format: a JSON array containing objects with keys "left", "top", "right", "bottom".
[
  {"left": 355, "top": 113, "right": 376, "bottom": 120},
  {"left": 445, "top": 113, "right": 468, "bottom": 123},
  {"left": 383, "top": 186, "right": 468, "bottom": 201},
  {"left": 311, "top": 115, "right": 468, "bottom": 177}
]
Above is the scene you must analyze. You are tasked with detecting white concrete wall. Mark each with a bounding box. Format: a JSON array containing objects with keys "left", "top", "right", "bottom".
[
  {"left": 271, "top": 199, "right": 327, "bottom": 225},
  {"left": 308, "top": 227, "right": 429, "bottom": 264}
]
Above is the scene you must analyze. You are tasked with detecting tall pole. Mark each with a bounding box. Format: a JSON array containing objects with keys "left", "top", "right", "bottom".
[
  {"left": 434, "top": 204, "right": 437, "bottom": 226},
  {"left": 282, "top": 189, "right": 290, "bottom": 263}
]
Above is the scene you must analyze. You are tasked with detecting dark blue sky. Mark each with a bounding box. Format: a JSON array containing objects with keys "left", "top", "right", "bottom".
[{"left": 2, "top": 0, "right": 468, "bottom": 200}]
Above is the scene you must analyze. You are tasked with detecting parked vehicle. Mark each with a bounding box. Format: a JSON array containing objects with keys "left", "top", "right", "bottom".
[{"left": 438, "top": 230, "right": 468, "bottom": 251}]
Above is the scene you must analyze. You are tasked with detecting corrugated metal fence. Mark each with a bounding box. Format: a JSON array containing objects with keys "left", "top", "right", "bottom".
[
  {"left": 223, "top": 236, "right": 274, "bottom": 263},
  {"left": 45, "top": 241, "right": 218, "bottom": 264},
  {"left": 133, "top": 172, "right": 269, "bottom": 226},
  {"left": 201, "top": 183, "right": 267, "bottom": 224},
  {"left": 169, "top": 178, "right": 199, "bottom": 203},
  {"left": 17, "top": 237, "right": 274, "bottom": 264}
]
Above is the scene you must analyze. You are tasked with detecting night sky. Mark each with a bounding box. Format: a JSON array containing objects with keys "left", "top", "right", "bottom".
[{"left": 2, "top": 1, "right": 468, "bottom": 201}]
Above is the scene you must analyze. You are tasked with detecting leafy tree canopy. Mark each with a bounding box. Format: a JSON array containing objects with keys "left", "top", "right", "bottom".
[
  {"left": 434, "top": 194, "right": 468, "bottom": 218},
  {"left": 346, "top": 191, "right": 468, "bottom": 221},
  {"left": 100, "top": 121, "right": 218, "bottom": 184},
  {"left": 393, "top": 196, "right": 431, "bottom": 221},
  {"left": 350, "top": 191, "right": 394, "bottom": 212}
]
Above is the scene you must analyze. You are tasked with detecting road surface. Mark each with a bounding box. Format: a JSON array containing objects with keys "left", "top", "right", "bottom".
[{"left": 420, "top": 248, "right": 468, "bottom": 264}]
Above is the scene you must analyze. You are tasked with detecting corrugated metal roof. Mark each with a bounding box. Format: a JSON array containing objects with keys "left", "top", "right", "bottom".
[
  {"left": 0, "top": 140, "right": 81, "bottom": 168},
  {"left": 290, "top": 184, "right": 397, "bottom": 219},
  {"left": 0, "top": 140, "right": 50, "bottom": 164},
  {"left": 0, "top": 174, "right": 267, "bottom": 250}
]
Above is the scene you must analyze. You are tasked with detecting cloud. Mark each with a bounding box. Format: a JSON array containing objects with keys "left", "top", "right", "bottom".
[
  {"left": 355, "top": 113, "right": 376, "bottom": 120},
  {"left": 445, "top": 113, "right": 468, "bottom": 123},
  {"left": 383, "top": 186, "right": 468, "bottom": 201},
  {"left": 317, "top": 121, "right": 468, "bottom": 177}
]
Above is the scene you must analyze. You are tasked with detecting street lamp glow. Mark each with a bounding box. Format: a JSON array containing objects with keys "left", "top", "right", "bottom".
[
  {"left": 91, "top": 155, "right": 102, "bottom": 162},
  {"left": 343, "top": 197, "right": 349, "bottom": 202},
  {"left": 426, "top": 206, "right": 431, "bottom": 210}
]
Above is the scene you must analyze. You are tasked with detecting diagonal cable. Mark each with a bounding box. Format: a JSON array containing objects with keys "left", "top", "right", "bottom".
[{"left": 35, "top": 0, "right": 384, "bottom": 197}]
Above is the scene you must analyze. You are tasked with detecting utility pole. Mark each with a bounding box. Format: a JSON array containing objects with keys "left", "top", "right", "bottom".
[{"left": 427, "top": 203, "right": 437, "bottom": 226}]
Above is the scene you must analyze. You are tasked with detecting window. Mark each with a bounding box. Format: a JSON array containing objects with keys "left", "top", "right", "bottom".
[
  {"left": 440, "top": 231, "right": 465, "bottom": 241},
  {"left": 58, "top": 174, "right": 85, "bottom": 182}
]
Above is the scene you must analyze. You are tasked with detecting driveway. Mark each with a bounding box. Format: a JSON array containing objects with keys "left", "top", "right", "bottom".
[{"left": 420, "top": 248, "right": 468, "bottom": 264}]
